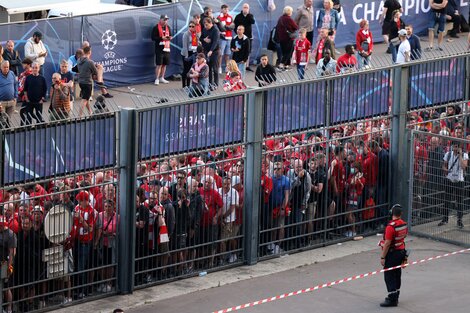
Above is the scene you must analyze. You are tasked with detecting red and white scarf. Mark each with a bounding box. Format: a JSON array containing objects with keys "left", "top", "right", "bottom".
[{"left": 158, "top": 23, "right": 171, "bottom": 52}]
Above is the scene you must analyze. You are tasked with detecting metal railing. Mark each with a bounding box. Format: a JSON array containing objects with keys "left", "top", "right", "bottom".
[{"left": 0, "top": 52, "right": 469, "bottom": 312}]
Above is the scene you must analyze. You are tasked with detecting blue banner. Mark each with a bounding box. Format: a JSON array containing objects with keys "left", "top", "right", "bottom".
[
  {"left": 139, "top": 96, "right": 244, "bottom": 159},
  {"left": 408, "top": 57, "right": 466, "bottom": 108},
  {"left": 331, "top": 70, "right": 391, "bottom": 123},
  {"left": 0, "top": 0, "right": 467, "bottom": 87},
  {"left": 265, "top": 82, "right": 326, "bottom": 135},
  {"left": 2, "top": 117, "right": 116, "bottom": 184}
]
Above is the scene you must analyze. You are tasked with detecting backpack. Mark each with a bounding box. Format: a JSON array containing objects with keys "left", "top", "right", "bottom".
[{"left": 267, "top": 26, "right": 279, "bottom": 51}]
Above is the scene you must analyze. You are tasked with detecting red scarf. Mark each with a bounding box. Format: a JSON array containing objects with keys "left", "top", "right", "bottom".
[
  {"left": 158, "top": 23, "right": 171, "bottom": 52},
  {"left": 191, "top": 30, "right": 198, "bottom": 51}
]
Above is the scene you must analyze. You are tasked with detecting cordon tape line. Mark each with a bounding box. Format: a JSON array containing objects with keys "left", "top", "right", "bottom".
[{"left": 212, "top": 247, "right": 470, "bottom": 313}]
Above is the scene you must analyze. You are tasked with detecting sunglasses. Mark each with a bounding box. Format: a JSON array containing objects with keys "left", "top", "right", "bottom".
[
  {"left": 189, "top": 25, "right": 195, "bottom": 28},
  {"left": 274, "top": 167, "right": 282, "bottom": 170}
]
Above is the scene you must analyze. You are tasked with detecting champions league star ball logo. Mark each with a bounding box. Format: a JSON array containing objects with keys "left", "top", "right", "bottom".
[
  {"left": 101, "top": 30, "right": 117, "bottom": 59},
  {"left": 101, "top": 30, "right": 117, "bottom": 51}
]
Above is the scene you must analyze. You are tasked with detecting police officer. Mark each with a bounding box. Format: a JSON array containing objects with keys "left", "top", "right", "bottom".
[{"left": 379, "top": 204, "right": 408, "bottom": 307}]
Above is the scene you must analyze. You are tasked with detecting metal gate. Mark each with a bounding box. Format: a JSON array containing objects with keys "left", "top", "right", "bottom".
[{"left": 409, "top": 130, "right": 470, "bottom": 246}]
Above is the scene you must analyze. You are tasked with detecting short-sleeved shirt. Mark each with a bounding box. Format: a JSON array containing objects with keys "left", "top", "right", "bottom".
[
  {"left": 269, "top": 175, "right": 290, "bottom": 208},
  {"left": 444, "top": 150, "right": 469, "bottom": 182},
  {"left": 218, "top": 187, "right": 239, "bottom": 223},
  {"left": 383, "top": 0, "right": 402, "bottom": 22},
  {"left": 396, "top": 40, "right": 411, "bottom": 64}
]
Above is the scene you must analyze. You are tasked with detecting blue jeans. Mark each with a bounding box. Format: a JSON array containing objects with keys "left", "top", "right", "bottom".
[
  {"left": 297, "top": 65, "right": 305, "bottom": 79},
  {"left": 237, "top": 62, "right": 246, "bottom": 79},
  {"left": 357, "top": 52, "right": 371, "bottom": 69},
  {"left": 389, "top": 42, "right": 398, "bottom": 63},
  {"left": 77, "top": 242, "right": 92, "bottom": 293}
]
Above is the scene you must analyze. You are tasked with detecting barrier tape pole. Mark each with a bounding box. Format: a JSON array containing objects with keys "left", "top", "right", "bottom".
[{"left": 212, "top": 248, "right": 470, "bottom": 313}]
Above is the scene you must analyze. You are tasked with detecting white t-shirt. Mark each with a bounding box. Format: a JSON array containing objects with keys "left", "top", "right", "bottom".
[
  {"left": 218, "top": 187, "right": 239, "bottom": 223},
  {"left": 396, "top": 39, "right": 411, "bottom": 64},
  {"left": 444, "top": 151, "right": 468, "bottom": 182}
]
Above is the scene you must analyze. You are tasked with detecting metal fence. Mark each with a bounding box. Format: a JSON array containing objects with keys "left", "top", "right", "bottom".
[{"left": 1, "top": 53, "right": 470, "bottom": 312}]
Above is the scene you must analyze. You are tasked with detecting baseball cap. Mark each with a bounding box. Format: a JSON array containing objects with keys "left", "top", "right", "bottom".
[
  {"left": 32, "top": 205, "right": 44, "bottom": 214},
  {"left": 398, "top": 29, "right": 407, "bottom": 36},
  {"left": 160, "top": 14, "right": 169, "bottom": 20}
]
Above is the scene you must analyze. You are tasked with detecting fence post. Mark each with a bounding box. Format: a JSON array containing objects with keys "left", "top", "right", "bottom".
[
  {"left": 390, "top": 66, "right": 411, "bottom": 221},
  {"left": 244, "top": 90, "right": 264, "bottom": 265},
  {"left": 117, "top": 108, "right": 138, "bottom": 294}
]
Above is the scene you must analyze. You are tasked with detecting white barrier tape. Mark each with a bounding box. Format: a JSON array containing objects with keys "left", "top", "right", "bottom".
[{"left": 213, "top": 248, "right": 470, "bottom": 313}]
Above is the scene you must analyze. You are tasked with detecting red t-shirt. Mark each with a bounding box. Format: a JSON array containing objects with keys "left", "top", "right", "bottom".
[
  {"left": 72, "top": 205, "right": 96, "bottom": 243},
  {"left": 293, "top": 38, "right": 311, "bottom": 65},
  {"left": 199, "top": 188, "right": 223, "bottom": 227},
  {"left": 331, "top": 157, "right": 346, "bottom": 194}
]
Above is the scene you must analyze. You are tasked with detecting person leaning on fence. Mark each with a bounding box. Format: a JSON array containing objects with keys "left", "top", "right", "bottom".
[
  {"left": 396, "top": 29, "right": 411, "bottom": 64},
  {"left": 336, "top": 45, "right": 357, "bottom": 73},
  {"left": 50, "top": 73, "right": 71, "bottom": 121},
  {"left": 255, "top": 54, "right": 276, "bottom": 87},
  {"left": 356, "top": 19, "right": 373, "bottom": 69},
  {"left": 223, "top": 71, "right": 246, "bottom": 92},
  {"left": 405, "top": 25, "right": 422, "bottom": 60},
  {"left": 0, "top": 60, "right": 18, "bottom": 129},
  {"left": 316, "top": 49, "right": 336, "bottom": 76},
  {"left": 439, "top": 141, "right": 468, "bottom": 228},
  {"left": 188, "top": 53, "right": 209, "bottom": 97}
]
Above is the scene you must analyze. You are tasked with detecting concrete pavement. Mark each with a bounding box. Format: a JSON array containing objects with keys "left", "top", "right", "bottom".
[{"left": 51, "top": 235, "right": 470, "bottom": 313}]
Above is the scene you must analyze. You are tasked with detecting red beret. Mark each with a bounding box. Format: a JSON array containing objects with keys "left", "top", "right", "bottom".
[{"left": 76, "top": 191, "right": 90, "bottom": 202}]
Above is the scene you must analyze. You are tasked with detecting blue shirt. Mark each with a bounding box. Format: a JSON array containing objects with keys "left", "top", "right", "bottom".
[
  {"left": 269, "top": 175, "right": 290, "bottom": 208},
  {"left": 0, "top": 70, "right": 18, "bottom": 100}
]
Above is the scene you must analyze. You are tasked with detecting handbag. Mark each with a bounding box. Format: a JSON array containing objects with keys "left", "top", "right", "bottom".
[{"left": 390, "top": 37, "right": 400, "bottom": 46}]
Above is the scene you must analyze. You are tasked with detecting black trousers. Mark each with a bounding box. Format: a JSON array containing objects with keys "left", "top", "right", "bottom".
[
  {"left": 207, "top": 50, "right": 220, "bottom": 87},
  {"left": 181, "top": 52, "right": 194, "bottom": 88},
  {"left": 447, "top": 12, "right": 462, "bottom": 35},
  {"left": 442, "top": 180, "right": 465, "bottom": 221},
  {"left": 384, "top": 249, "right": 406, "bottom": 300}
]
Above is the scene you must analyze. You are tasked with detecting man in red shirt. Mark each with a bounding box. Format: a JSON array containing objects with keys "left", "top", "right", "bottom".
[
  {"left": 379, "top": 204, "right": 408, "bottom": 307},
  {"left": 328, "top": 146, "right": 346, "bottom": 222},
  {"left": 72, "top": 191, "right": 97, "bottom": 298},
  {"left": 336, "top": 44, "right": 358, "bottom": 73},
  {"left": 199, "top": 175, "right": 223, "bottom": 267}
]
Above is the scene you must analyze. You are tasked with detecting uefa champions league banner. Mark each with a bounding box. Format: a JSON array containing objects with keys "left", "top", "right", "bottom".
[
  {"left": 265, "top": 82, "right": 326, "bottom": 135},
  {"left": 139, "top": 95, "right": 244, "bottom": 159},
  {"left": 2, "top": 117, "right": 116, "bottom": 184},
  {"left": 408, "top": 57, "right": 466, "bottom": 108},
  {"left": 331, "top": 70, "right": 391, "bottom": 123}
]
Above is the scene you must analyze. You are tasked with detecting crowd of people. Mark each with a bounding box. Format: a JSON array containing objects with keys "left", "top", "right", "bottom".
[
  {"left": 0, "top": 32, "right": 113, "bottom": 129},
  {"left": 1, "top": 98, "right": 469, "bottom": 311},
  {"left": 152, "top": 0, "right": 470, "bottom": 96}
]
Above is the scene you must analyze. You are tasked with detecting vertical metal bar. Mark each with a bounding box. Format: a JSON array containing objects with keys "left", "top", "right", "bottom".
[
  {"left": 390, "top": 65, "right": 411, "bottom": 221},
  {"left": 244, "top": 91, "right": 264, "bottom": 265},
  {"left": 465, "top": 56, "right": 470, "bottom": 103},
  {"left": 118, "top": 108, "right": 137, "bottom": 294}
]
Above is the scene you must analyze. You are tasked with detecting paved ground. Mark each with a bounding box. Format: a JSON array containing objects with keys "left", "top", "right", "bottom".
[{"left": 51, "top": 235, "right": 470, "bottom": 313}]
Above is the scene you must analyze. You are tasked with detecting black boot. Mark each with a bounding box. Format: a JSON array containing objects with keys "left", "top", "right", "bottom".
[{"left": 380, "top": 297, "right": 398, "bottom": 307}]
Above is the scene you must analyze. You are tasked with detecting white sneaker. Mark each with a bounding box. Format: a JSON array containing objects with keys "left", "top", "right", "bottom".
[
  {"left": 273, "top": 244, "right": 283, "bottom": 254},
  {"left": 218, "top": 67, "right": 222, "bottom": 74},
  {"left": 228, "top": 253, "right": 238, "bottom": 263},
  {"left": 62, "top": 297, "right": 72, "bottom": 304},
  {"left": 160, "top": 78, "right": 169, "bottom": 84},
  {"left": 154, "top": 78, "right": 159, "bottom": 85},
  {"left": 97, "top": 284, "right": 104, "bottom": 292},
  {"left": 104, "top": 284, "right": 112, "bottom": 292}
]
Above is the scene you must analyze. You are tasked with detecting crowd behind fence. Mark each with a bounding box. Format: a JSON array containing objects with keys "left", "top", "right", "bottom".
[{"left": 0, "top": 53, "right": 469, "bottom": 312}]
